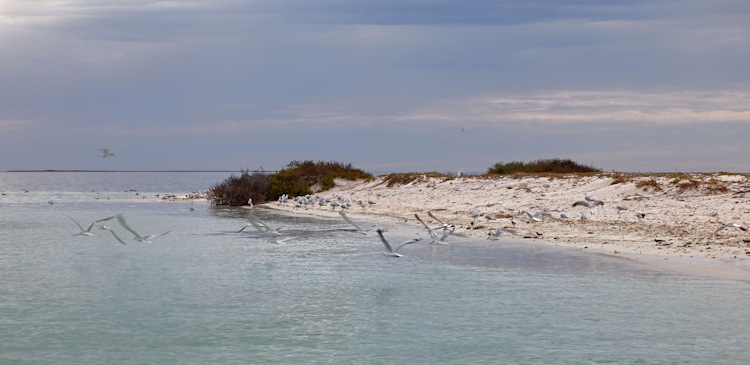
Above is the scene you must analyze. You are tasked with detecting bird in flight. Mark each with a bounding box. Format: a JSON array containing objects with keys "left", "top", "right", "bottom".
[
  {"left": 67, "top": 215, "right": 115, "bottom": 236},
  {"left": 714, "top": 222, "right": 747, "bottom": 235},
  {"left": 97, "top": 149, "right": 115, "bottom": 158},
  {"left": 375, "top": 229, "right": 422, "bottom": 257},
  {"left": 116, "top": 214, "right": 171, "bottom": 243}
]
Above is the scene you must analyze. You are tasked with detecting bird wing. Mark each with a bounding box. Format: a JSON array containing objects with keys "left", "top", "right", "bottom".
[
  {"left": 66, "top": 215, "right": 86, "bottom": 232},
  {"left": 394, "top": 238, "right": 422, "bottom": 252},
  {"left": 375, "top": 229, "right": 395, "bottom": 253},
  {"left": 572, "top": 201, "right": 591, "bottom": 208},
  {"left": 103, "top": 227, "right": 127, "bottom": 245},
  {"left": 339, "top": 211, "right": 365, "bottom": 234},
  {"left": 146, "top": 230, "right": 171, "bottom": 240},
  {"left": 414, "top": 214, "right": 440, "bottom": 241},
  {"left": 88, "top": 216, "right": 115, "bottom": 232},
  {"left": 116, "top": 214, "right": 143, "bottom": 240}
]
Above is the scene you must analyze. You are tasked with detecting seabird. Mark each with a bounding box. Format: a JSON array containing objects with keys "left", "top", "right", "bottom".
[
  {"left": 339, "top": 211, "right": 369, "bottom": 235},
  {"left": 116, "top": 214, "right": 171, "bottom": 243},
  {"left": 414, "top": 213, "right": 451, "bottom": 244},
  {"left": 97, "top": 149, "right": 115, "bottom": 158},
  {"left": 67, "top": 215, "right": 115, "bottom": 236},
  {"left": 714, "top": 223, "right": 747, "bottom": 234},
  {"left": 375, "top": 229, "right": 422, "bottom": 257}
]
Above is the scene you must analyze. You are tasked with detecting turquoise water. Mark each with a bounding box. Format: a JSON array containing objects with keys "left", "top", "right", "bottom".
[{"left": 1, "top": 172, "right": 749, "bottom": 364}]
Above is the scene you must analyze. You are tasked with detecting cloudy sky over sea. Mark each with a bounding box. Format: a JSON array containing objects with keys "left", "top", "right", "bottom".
[{"left": 1, "top": 1, "right": 748, "bottom": 173}]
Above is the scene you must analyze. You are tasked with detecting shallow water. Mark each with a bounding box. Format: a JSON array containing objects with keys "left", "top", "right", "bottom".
[{"left": 1, "top": 172, "right": 749, "bottom": 364}]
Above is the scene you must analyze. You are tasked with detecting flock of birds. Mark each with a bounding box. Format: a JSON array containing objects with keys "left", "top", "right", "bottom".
[
  {"left": 67, "top": 214, "right": 171, "bottom": 245},
  {"left": 66, "top": 185, "right": 748, "bottom": 257}
]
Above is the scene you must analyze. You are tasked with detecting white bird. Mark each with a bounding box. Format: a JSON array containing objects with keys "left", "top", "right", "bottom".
[
  {"left": 67, "top": 215, "right": 115, "bottom": 236},
  {"left": 339, "top": 211, "right": 369, "bottom": 235},
  {"left": 99, "top": 225, "right": 127, "bottom": 245},
  {"left": 375, "top": 229, "right": 422, "bottom": 257},
  {"left": 415, "top": 214, "right": 451, "bottom": 244},
  {"left": 427, "top": 211, "right": 458, "bottom": 231},
  {"left": 97, "top": 148, "right": 115, "bottom": 158},
  {"left": 488, "top": 227, "right": 517, "bottom": 240},
  {"left": 559, "top": 212, "right": 569, "bottom": 219},
  {"left": 714, "top": 222, "right": 747, "bottom": 234},
  {"left": 241, "top": 213, "right": 285, "bottom": 243},
  {"left": 483, "top": 212, "right": 496, "bottom": 221},
  {"left": 517, "top": 210, "right": 541, "bottom": 223},
  {"left": 613, "top": 204, "right": 629, "bottom": 213},
  {"left": 580, "top": 212, "right": 588, "bottom": 221},
  {"left": 116, "top": 214, "right": 171, "bottom": 243}
]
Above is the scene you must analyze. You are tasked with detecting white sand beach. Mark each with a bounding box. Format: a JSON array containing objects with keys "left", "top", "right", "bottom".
[{"left": 264, "top": 173, "right": 750, "bottom": 279}]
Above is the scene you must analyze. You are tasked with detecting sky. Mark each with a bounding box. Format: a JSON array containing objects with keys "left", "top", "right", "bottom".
[{"left": 1, "top": 0, "right": 749, "bottom": 173}]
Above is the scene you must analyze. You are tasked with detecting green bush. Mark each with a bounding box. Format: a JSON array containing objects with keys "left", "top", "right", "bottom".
[{"left": 487, "top": 158, "right": 601, "bottom": 174}]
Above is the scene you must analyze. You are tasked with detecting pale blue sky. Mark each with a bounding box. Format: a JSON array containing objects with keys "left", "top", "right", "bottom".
[{"left": 1, "top": 0, "right": 749, "bottom": 173}]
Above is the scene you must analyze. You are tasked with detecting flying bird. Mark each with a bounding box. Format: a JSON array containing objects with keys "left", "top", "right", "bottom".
[
  {"left": 99, "top": 225, "right": 127, "bottom": 245},
  {"left": 97, "top": 149, "right": 115, "bottom": 158},
  {"left": 339, "top": 211, "right": 369, "bottom": 235},
  {"left": 67, "top": 215, "right": 114, "bottom": 236},
  {"left": 415, "top": 213, "right": 451, "bottom": 244},
  {"left": 714, "top": 223, "right": 747, "bottom": 234},
  {"left": 375, "top": 229, "right": 422, "bottom": 257},
  {"left": 427, "top": 211, "right": 458, "bottom": 231},
  {"left": 116, "top": 214, "right": 171, "bottom": 243}
]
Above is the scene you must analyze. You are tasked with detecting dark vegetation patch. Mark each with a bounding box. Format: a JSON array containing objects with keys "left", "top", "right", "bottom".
[
  {"left": 487, "top": 158, "right": 601, "bottom": 175},
  {"left": 208, "top": 160, "right": 372, "bottom": 206}
]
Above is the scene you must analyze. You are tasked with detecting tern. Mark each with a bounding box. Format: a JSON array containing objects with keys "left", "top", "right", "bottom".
[
  {"left": 415, "top": 214, "right": 451, "bottom": 244},
  {"left": 116, "top": 214, "right": 171, "bottom": 243},
  {"left": 427, "top": 211, "right": 458, "bottom": 231},
  {"left": 99, "top": 225, "right": 127, "bottom": 245},
  {"left": 714, "top": 223, "right": 747, "bottom": 234},
  {"left": 636, "top": 211, "right": 646, "bottom": 220},
  {"left": 339, "top": 211, "right": 371, "bottom": 235},
  {"left": 488, "top": 227, "right": 517, "bottom": 240},
  {"left": 375, "top": 229, "right": 422, "bottom": 257},
  {"left": 67, "top": 215, "right": 115, "bottom": 236},
  {"left": 97, "top": 149, "right": 115, "bottom": 158},
  {"left": 242, "top": 213, "right": 284, "bottom": 243},
  {"left": 613, "top": 204, "right": 629, "bottom": 213}
]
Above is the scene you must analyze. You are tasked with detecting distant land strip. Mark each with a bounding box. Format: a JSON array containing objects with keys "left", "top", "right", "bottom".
[{"left": 4, "top": 170, "right": 275, "bottom": 173}]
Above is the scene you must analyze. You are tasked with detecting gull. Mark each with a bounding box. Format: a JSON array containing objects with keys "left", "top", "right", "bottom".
[
  {"left": 67, "top": 215, "right": 115, "bottom": 236},
  {"left": 517, "top": 210, "right": 541, "bottom": 223},
  {"left": 97, "top": 148, "right": 115, "bottom": 158},
  {"left": 99, "top": 225, "right": 127, "bottom": 245},
  {"left": 242, "top": 213, "right": 285, "bottom": 243},
  {"left": 714, "top": 223, "right": 747, "bottom": 234},
  {"left": 572, "top": 200, "right": 600, "bottom": 214},
  {"left": 116, "top": 214, "right": 171, "bottom": 243},
  {"left": 636, "top": 211, "right": 646, "bottom": 220},
  {"left": 427, "top": 211, "right": 458, "bottom": 231},
  {"left": 339, "top": 211, "right": 369, "bottom": 235},
  {"left": 415, "top": 214, "right": 451, "bottom": 244},
  {"left": 559, "top": 212, "right": 569, "bottom": 219},
  {"left": 613, "top": 204, "right": 629, "bottom": 213},
  {"left": 488, "top": 227, "right": 517, "bottom": 240},
  {"left": 580, "top": 212, "right": 588, "bottom": 221},
  {"left": 483, "top": 212, "right": 496, "bottom": 221},
  {"left": 375, "top": 228, "right": 422, "bottom": 257}
]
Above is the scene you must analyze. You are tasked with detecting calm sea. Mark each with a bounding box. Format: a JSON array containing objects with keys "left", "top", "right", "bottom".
[{"left": 1, "top": 171, "right": 749, "bottom": 364}]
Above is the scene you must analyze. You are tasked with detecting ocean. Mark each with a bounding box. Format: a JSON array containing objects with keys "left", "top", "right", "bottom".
[{"left": 1, "top": 171, "right": 749, "bottom": 364}]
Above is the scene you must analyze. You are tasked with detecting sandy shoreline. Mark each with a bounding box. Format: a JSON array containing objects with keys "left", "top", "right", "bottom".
[{"left": 261, "top": 173, "right": 750, "bottom": 280}]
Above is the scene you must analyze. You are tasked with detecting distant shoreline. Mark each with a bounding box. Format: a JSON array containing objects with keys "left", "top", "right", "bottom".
[{"left": 4, "top": 170, "right": 248, "bottom": 173}]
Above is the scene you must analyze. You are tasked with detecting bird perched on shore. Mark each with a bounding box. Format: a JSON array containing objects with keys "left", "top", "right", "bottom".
[
  {"left": 714, "top": 222, "right": 747, "bottom": 234},
  {"left": 613, "top": 204, "right": 629, "bottom": 213},
  {"left": 636, "top": 211, "right": 646, "bottom": 220}
]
